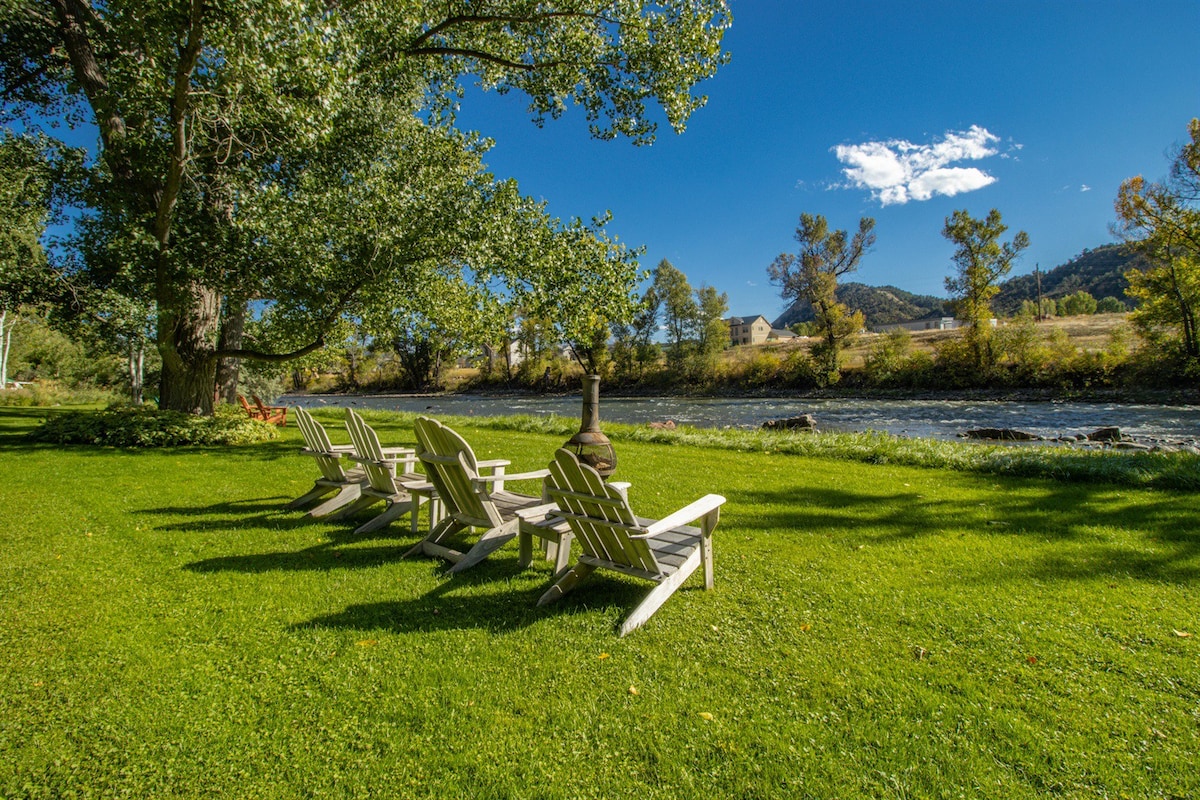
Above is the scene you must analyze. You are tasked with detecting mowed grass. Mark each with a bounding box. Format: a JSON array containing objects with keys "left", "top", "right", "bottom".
[{"left": 1, "top": 406, "right": 1197, "bottom": 799}]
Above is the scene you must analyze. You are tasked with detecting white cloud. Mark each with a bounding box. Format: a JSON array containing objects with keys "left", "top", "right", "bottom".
[
  {"left": 833, "top": 126, "right": 1006, "bottom": 206},
  {"left": 1080, "top": 184, "right": 1092, "bottom": 192}
]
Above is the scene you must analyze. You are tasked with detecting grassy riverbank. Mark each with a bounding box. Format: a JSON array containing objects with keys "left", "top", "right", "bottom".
[{"left": 2, "top": 407, "right": 1198, "bottom": 798}]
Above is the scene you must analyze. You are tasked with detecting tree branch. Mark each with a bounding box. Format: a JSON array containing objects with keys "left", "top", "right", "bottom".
[
  {"left": 48, "top": 0, "right": 128, "bottom": 165},
  {"left": 215, "top": 334, "right": 326, "bottom": 362},
  {"left": 406, "top": 11, "right": 612, "bottom": 52},
  {"left": 153, "top": 0, "right": 205, "bottom": 249}
]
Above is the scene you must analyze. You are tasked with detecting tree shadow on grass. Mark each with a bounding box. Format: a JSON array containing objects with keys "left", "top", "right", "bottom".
[
  {"left": 175, "top": 500, "right": 564, "bottom": 579},
  {"left": 296, "top": 565, "right": 655, "bottom": 635},
  {"left": 734, "top": 480, "right": 1200, "bottom": 584}
]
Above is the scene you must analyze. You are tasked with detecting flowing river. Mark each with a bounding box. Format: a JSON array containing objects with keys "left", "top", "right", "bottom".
[{"left": 282, "top": 393, "right": 1200, "bottom": 443}]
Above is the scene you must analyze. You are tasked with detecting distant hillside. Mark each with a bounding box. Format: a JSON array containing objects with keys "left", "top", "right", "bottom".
[
  {"left": 769, "top": 243, "right": 1145, "bottom": 330},
  {"left": 772, "top": 283, "right": 949, "bottom": 329},
  {"left": 992, "top": 243, "right": 1147, "bottom": 315}
]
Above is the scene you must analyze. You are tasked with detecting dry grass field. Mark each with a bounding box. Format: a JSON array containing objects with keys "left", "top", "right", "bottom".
[{"left": 727, "top": 312, "right": 1133, "bottom": 370}]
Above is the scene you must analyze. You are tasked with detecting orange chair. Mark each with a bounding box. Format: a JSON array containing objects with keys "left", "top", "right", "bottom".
[
  {"left": 237, "top": 394, "right": 287, "bottom": 426},
  {"left": 252, "top": 395, "right": 287, "bottom": 426}
]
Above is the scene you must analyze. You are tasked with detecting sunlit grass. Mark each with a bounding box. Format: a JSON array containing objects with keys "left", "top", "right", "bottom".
[
  {"left": 348, "top": 407, "right": 1200, "bottom": 491},
  {"left": 2, "top": 406, "right": 1198, "bottom": 799}
]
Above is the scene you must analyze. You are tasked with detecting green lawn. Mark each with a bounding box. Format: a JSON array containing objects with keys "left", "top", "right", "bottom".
[{"left": 1, "top": 407, "right": 1197, "bottom": 799}]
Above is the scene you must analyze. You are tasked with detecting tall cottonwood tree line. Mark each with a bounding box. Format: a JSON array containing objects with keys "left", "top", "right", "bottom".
[
  {"left": 768, "top": 207, "right": 1031, "bottom": 382},
  {"left": 0, "top": 0, "right": 731, "bottom": 412},
  {"left": 1115, "top": 118, "right": 1200, "bottom": 362}
]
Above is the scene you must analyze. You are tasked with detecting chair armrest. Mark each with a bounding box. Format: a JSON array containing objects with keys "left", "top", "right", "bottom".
[
  {"left": 476, "top": 458, "right": 511, "bottom": 471},
  {"left": 380, "top": 447, "right": 416, "bottom": 458},
  {"left": 513, "top": 502, "right": 561, "bottom": 521},
  {"left": 346, "top": 453, "right": 416, "bottom": 471},
  {"left": 641, "top": 494, "right": 726, "bottom": 538},
  {"left": 473, "top": 468, "right": 549, "bottom": 485}
]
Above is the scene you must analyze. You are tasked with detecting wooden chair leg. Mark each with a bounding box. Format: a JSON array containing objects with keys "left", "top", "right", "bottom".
[
  {"left": 518, "top": 531, "right": 534, "bottom": 568},
  {"left": 537, "top": 562, "right": 595, "bottom": 606},
  {"left": 618, "top": 550, "right": 701, "bottom": 637},
  {"left": 401, "top": 518, "right": 465, "bottom": 560},
  {"left": 446, "top": 518, "right": 520, "bottom": 574},
  {"left": 353, "top": 499, "right": 416, "bottom": 535},
  {"left": 326, "top": 494, "right": 380, "bottom": 522},
  {"left": 305, "top": 484, "right": 363, "bottom": 518},
  {"left": 552, "top": 532, "right": 574, "bottom": 577},
  {"left": 287, "top": 483, "right": 333, "bottom": 510}
]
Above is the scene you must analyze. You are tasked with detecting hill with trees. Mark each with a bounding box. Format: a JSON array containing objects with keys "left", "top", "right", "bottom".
[
  {"left": 771, "top": 243, "right": 1143, "bottom": 329},
  {"left": 992, "top": 244, "right": 1147, "bottom": 315},
  {"left": 772, "top": 283, "right": 948, "bottom": 329}
]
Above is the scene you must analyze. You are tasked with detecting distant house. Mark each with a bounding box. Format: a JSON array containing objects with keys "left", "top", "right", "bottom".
[
  {"left": 875, "top": 317, "right": 963, "bottom": 333},
  {"left": 767, "top": 328, "right": 798, "bottom": 341},
  {"left": 727, "top": 315, "right": 772, "bottom": 346}
]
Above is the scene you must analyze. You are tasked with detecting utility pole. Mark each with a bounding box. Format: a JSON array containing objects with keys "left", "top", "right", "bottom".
[{"left": 1034, "top": 263, "right": 1043, "bottom": 322}]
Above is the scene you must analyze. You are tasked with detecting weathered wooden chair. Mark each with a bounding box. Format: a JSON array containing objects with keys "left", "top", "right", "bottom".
[
  {"left": 539, "top": 448, "right": 725, "bottom": 636},
  {"left": 403, "top": 416, "right": 572, "bottom": 575},
  {"left": 332, "top": 408, "right": 429, "bottom": 535},
  {"left": 237, "top": 394, "right": 263, "bottom": 420},
  {"left": 252, "top": 395, "right": 287, "bottom": 426},
  {"left": 288, "top": 406, "right": 366, "bottom": 517}
]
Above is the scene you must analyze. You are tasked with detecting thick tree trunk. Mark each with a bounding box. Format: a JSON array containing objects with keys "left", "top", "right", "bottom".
[
  {"left": 0, "top": 309, "right": 10, "bottom": 389},
  {"left": 128, "top": 340, "right": 144, "bottom": 404},
  {"left": 214, "top": 299, "right": 247, "bottom": 405},
  {"left": 157, "top": 281, "right": 220, "bottom": 414}
]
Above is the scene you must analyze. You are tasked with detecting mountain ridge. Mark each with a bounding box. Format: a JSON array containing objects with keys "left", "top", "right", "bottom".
[{"left": 769, "top": 243, "right": 1145, "bottom": 329}]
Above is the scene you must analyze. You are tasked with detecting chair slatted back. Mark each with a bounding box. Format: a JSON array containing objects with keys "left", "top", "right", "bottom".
[
  {"left": 294, "top": 407, "right": 350, "bottom": 482},
  {"left": 414, "top": 417, "right": 495, "bottom": 525},
  {"left": 345, "top": 409, "right": 398, "bottom": 494},
  {"left": 545, "top": 449, "right": 660, "bottom": 576}
]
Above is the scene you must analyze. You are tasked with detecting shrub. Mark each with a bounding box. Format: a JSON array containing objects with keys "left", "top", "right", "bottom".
[
  {"left": 1058, "top": 290, "right": 1098, "bottom": 316},
  {"left": 30, "top": 403, "right": 280, "bottom": 447},
  {"left": 740, "top": 350, "right": 783, "bottom": 388},
  {"left": 0, "top": 381, "right": 120, "bottom": 407},
  {"left": 862, "top": 330, "right": 912, "bottom": 386}
]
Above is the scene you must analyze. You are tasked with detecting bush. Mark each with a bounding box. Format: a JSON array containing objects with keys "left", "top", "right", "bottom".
[
  {"left": 30, "top": 403, "right": 280, "bottom": 447},
  {"left": 862, "top": 330, "right": 912, "bottom": 386},
  {"left": 1058, "top": 290, "right": 1098, "bottom": 316},
  {"left": 0, "top": 381, "right": 120, "bottom": 407},
  {"left": 740, "top": 350, "right": 783, "bottom": 388}
]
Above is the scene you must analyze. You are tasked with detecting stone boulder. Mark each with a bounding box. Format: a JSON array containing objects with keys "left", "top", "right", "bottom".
[
  {"left": 963, "top": 428, "right": 1043, "bottom": 441},
  {"left": 762, "top": 414, "right": 817, "bottom": 432},
  {"left": 1086, "top": 426, "right": 1126, "bottom": 442}
]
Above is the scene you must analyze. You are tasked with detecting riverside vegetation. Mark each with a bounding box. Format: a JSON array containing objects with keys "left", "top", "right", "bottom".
[{"left": 3, "top": 406, "right": 1198, "bottom": 799}]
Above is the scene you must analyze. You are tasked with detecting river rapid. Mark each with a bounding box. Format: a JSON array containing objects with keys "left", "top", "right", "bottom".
[{"left": 282, "top": 393, "right": 1200, "bottom": 444}]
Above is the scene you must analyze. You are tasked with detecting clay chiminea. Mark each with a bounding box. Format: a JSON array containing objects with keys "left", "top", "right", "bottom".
[{"left": 564, "top": 375, "right": 616, "bottom": 478}]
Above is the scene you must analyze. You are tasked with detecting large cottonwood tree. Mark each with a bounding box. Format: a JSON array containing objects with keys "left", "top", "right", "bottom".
[
  {"left": 769, "top": 213, "right": 875, "bottom": 381},
  {"left": 942, "top": 208, "right": 1028, "bottom": 370},
  {"left": 1115, "top": 118, "right": 1200, "bottom": 360},
  {"left": 1, "top": 0, "right": 730, "bottom": 412}
]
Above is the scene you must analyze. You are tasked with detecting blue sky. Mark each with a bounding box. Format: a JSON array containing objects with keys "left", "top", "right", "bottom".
[{"left": 455, "top": 0, "right": 1200, "bottom": 322}]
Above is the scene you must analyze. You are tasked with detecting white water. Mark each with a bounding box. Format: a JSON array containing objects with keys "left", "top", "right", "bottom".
[{"left": 283, "top": 393, "right": 1200, "bottom": 443}]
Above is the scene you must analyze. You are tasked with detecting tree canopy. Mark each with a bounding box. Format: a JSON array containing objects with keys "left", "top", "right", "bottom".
[
  {"left": 1115, "top": 118, "right": 1200, "bottom": 360},
  {"left": 942, "top": 208, "right": 1028, "bottom": 370},
  {"left": 1, "top": 0, "right": 731, "bottom": 411},
  {"left": 768, "top": 213, "right": 875, "bottom": 381}
]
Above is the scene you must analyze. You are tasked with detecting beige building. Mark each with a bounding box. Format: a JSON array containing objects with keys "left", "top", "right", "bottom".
[{"left": 727, "top": 315, "right": 772, "bottom": 346}]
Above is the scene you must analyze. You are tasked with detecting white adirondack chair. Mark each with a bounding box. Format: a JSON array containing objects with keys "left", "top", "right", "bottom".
[
  {"left": 403, "top": 416, "right": 572, "bottom": 575},
  {"left": 539, "top": 448, "right": 725, "bottom": 636},
  {"left": 332, "top": 408, "right": 429, "bottom": 535},
  {"left": 288, "top": 406, "right": 366, "bottom": 517}
]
